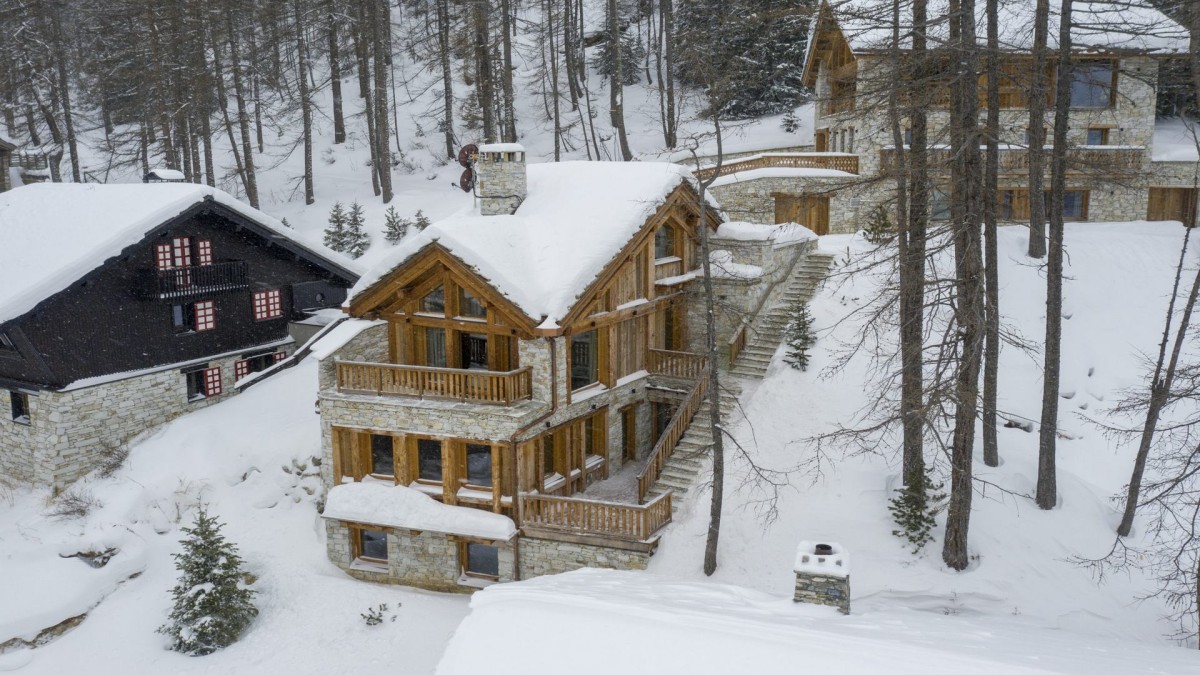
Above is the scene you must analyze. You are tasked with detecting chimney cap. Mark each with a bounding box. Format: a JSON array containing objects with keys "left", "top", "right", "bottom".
[{"left": 477, "top": 143, "right": 526, "bottom": 155}]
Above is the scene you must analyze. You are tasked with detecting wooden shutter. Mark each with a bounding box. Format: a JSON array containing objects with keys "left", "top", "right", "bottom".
[{"left": 203, "top": 367, "right": 222, "bottom": 396}]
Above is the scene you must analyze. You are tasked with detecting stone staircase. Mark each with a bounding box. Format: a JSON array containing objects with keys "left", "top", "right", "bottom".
[
  {"left": 642, "top": 250, "right": 835, "bottom": 509},
  {"left": 730, "top": 251, "right": 835, "bottom": 380}
]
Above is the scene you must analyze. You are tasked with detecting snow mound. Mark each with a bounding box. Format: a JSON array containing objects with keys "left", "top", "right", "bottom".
[{"left": 323, "top": 482, "right": 517, "bottom": 541}]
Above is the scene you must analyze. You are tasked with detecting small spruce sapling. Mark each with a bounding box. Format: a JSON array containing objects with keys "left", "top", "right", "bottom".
[
  {"left": 323, "top": 202, "right": 348, "bottom": 252},
  {"left": 783, "top": 301, "right": 816, "bottom": 370},
  {"left": 888, "top": 470, "right": 944, "bottom": 554},
  {"left": 383, "top": 206, "right": 411, "bottom": 244},
  {"left": 158, "top": 507, "right": 257, "bottom": 655},
  {"left": 345, "top": 201, "right": 370, "bottom": 259},
  {"left": 862, "top": 204, "right": 895, "bottom": 245},
  {"left": 414, "top": 210, "right": 432, "bottom": 232},
  {"left": 781, "top": 110, "right": 800, "bottom": 133}
]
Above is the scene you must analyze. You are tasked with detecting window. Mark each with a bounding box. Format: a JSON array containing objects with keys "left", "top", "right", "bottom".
[
  {"left": 355, "top": 528, "right": 388, "bottom": 563},
  {"left": 542, "top": 434, "right": 556, "bottom": 478},
  {"left": 418, "top": 439, "right": 443, "bottom": 482},
  {"left": 460, "top": 334, "right": 489, "bottom": 370},
  {"left": 930, "top": 187, "right": 951, "bottom": 221},
  {"left": 155, "top": 243, "right": 173, "bottom": 271},
  {"left": 903, "top": 128, "right": 912, "bottom": 146},
  {"left": 458, "top": 287, "right": 486, "bottom": 319},
  {"left": 1063, "top": 191, "right": 1089, "bottom": 221},
  {"left": 420, "top": 286, "right": 446, "bottom": 314},
  {"left": 423, "top": 327, "right": 448, "bottom": 367},
  {"left": 9, "top": 390, "right": 29, "bottom": 424},
  {"left": 848, "top": 128, "right": 855, "bottom": 153},
  {"left": 196, "top": 240, "right": 213, "bottom": 265},
  {"left": 185, "top": 366, "right": 222, "bottom": 401},
  {"left": 234, "top": 352, "right": 283, "bottom": 380},
  {"left": 253, "top": 289, "right": 283, "bottom": 321},
  {"left": 570, "top": 330, "right": 599, "bottom": 390},
  {"left": 370, "top": 434, "right": 395, "bottom": 477},
  {"left": 463, "top": 543, "right": 499, "bottom": 578},
  {"left": 654, "top": 226, "right": 676, "bottom": 260},
  {"left": 194, "top": 301, "right": 215, "bottom": 331},
  {"left": 997, "top": 189, "right": 1088, "bottom": 221},
  {"left": 1085, "top": 127, "right": 1109, "bottom": 145},
  {"left": 466, "top": 444, "right": 492, "bottom": 486},
  {"left": 1070, "top": 61, "right": 1114, "bottom": 108},
  {"left": 172, "top": 304, "right": 193, "bottom": 333}
]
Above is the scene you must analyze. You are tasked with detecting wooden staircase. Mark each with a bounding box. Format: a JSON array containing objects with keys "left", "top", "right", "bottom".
[{"left": 641, "top": 250, "right": 835, "bottom": 510}]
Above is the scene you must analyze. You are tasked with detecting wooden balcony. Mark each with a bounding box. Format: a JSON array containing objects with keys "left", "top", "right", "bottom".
[
  {"left": 694, "top": 153, "right": 859, "bottom": 182},
  {"left": 648, "top": 348, "right": 707, "bottom": 381},
  {"left": 153, "top": 261, "right": 249, "bottom": 299},
  {"left": 335, "top": 360, "right": 533, "bottom": 405},
  {"left": 519, "top": 492, "right": 672, "bottom": 547},
  {"left": 879, "top": 145, "right": 1145, "bottom": 176}
]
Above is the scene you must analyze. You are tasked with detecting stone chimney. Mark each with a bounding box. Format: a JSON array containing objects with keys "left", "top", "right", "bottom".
[
  {"left": 793, "top": 540, "right": 850, "bottom": 614},
  {"left": 475, "top": 143, "right": 527, "bottom": 216}
]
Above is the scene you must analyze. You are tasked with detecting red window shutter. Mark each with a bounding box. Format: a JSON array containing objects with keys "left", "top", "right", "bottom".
[
  {"left": 194, "top": 301, "right": 215, "bottom": 331},
  {"left": 197, "top": 240, "right": 213, "bottom": 265},
  {"left": 235, "top": 360, "right": 249, "bottom": 380},
  {"left": 203, "top": 367, "right": 222, "bottom": 396},
  {"left": 273, "top": 351, "right": 287, "bottom": 363},
  {"left": 155, "top": 243, "right": 173, "bottom": 271}
]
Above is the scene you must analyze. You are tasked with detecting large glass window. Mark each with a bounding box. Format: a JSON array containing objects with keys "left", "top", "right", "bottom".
[
  {"left": 465, "top": 543, "right": 499, "bottom": 578},
  {"left": 370, "top": 435, "right": 394, "bottom": 477},
  {"left": 1070, "top": 62, "right": 1114, "bottom": 108},
  {"left": 1063, "top": 191, "right": 1089, "bottom": 221},
  {"left": 654, "top": 226, "right": 676, "bottom": 259},
  {"left": 466, "top": 444, "right": 493, "bottom": 486},
  {"left": 930, "top": 187, "right": 951, "bottom": 221},
  {"left": 418, "top": 439, "right": 443, "bottom": 482},
  {"left": 424, "top": 327, "right": 447, "bottom": 367},
  {"left": 420, "top": 286, "right": 445, "bottom": 314},
  {"left": 357, "top": 529, "right": 388, "bottom": 562},
  {"left": 460, "top": 334, "right": 489, "bottom": 370},
  {"left": 458, "top": 287, "right": 486, "bottom": 318},
  {"left": 570, "top": 330, "right": 599, "bottom": 390}
]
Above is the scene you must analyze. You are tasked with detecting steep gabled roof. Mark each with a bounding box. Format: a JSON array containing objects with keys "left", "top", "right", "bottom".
[
  {"left": 0, "top": 183, "right": 361, "bottom": 325},
  {"left": 349, "top": 161, "right": 709, "bottom": 328},
  {"left": 811, "top": 0, "right": 1188, "bottom": 57},
  {"left": 0, "top": 134, "right": 16, "bottom": 151}
]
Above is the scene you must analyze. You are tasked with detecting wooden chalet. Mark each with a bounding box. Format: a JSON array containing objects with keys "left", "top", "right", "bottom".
[{"left": 0, "top": 183, "right": 359, "bottom": 488}]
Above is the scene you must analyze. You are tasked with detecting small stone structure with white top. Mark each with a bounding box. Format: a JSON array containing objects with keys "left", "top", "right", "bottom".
[{"left": 793, "top": 540, "right": 850, "bottom": 614}]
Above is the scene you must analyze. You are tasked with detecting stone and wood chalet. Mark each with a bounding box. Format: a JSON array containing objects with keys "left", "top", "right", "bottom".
[
  {"left": 0, "top": 183, "right": 359, "bottom": 489},
  {"left": 317, "top": 145, "right": 823, "bottom": 591},
  {"left": 706, "top": 0, "right": 1198, "bottom": 233}
]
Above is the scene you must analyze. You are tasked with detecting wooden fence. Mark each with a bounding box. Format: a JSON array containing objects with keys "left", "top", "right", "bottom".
[
  {"left": 637, "top": 364, "right": 711, "bottom": 503},
  {"left": 520, "top": 492, "right": 672, "bottom": 543},
  {"left": 728, "top": 325, "right": 748, "bottom": 369},
  {"left": 335, "top": 360, "right": 532, "bottom": 405},
  {"left": 880, "top": 146, "right": 1145, "bottom": 175},
  {"left": 648, "top": 349, "right": 706, "bottom": 380},
  {"left": 694, "top": 153, "right": 859, "bottom": 182}
]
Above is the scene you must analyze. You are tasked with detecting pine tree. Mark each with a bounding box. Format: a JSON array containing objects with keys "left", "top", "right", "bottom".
[
  {"left": 589, "top": 30, "right": 645, "bottom": 86},
  {"left": 345, "top": 201, "right": 370, "bottom": 258},
  {"left": 158, "top": 507, "right": 257, "bottom": 656},
  {"left": 783, "top": 301, "right": 815, "bottom": 370},
  {"left": 888, "top": 470, "right": 943, "bottom": 553},
  {"left": 414, "top": 210, "right": 432, "bottom": 232},
  {"left": 383, "top": 206, "right": 411, "bottom": 244},
  {"left": 324, "top": 202, "right": 348, "bottom": 252}
]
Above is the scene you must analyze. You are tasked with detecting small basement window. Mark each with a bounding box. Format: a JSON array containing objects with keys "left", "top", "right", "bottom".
[
  {"left": 354, "top": 528, "right": 389, "bottom": 564},
  {"left": 463, "top": 543, "right": 500, "bottom": 579},
  {"left": 9, "top": 390, "right": 30, "bottom": 424}
]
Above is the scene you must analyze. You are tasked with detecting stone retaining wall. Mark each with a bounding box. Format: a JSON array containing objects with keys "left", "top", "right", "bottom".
[{"left": 517, "top": 536, "right": 651, "bottom": 578}]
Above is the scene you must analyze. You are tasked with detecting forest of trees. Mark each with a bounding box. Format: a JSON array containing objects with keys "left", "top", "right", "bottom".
[{"left": 0, "top": 0, "right": 815, "bottom": 203}]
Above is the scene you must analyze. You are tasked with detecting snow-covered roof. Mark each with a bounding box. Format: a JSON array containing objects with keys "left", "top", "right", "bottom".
[
  {"left": 717, "top": 221, "right": 819, "bottom": 247},
  {"left": 824, "top": 0, "right": 1189, "bottom": 54},
  {"left": 349, "top": 162, "right": 702, "bottom": 325},
  {"left": 477, "top": 143, "right": 525, "bottom": 154},
  {"left": 323, "top": 482, "right": 517, "bottom": 541},
  {"left": 144, "top": 168, "right": 186, "bottom": 181},
  {"left": 0, "top": 133, "right": 16, "bottom": 150},
  {"left": 794, "top": 540, "right": 850, "bottom": 578},
  {"left": 0, "top": 183, "right": 361, "bottom": 326},
  {"left": 1152, "top": 117, "right": 1200, "bottom": 163}
]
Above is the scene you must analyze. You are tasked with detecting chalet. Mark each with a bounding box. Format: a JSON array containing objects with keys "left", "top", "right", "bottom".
[
  {"left": 0, "top": 183, "right": 359, "bottom": 488},
  {"left": 0, "top": 133, "right": 14, "bottom": 193},
  {"left": 705, "top": 0, "right": 1198, "bottom": 232},
  {"left": 317, "top": 145, "right": 826, "bottom": 591}
]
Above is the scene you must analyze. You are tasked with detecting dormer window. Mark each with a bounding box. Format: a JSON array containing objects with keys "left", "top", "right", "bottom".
[{"left": 420, "top": 286, "right": 445, "bottom": 314}]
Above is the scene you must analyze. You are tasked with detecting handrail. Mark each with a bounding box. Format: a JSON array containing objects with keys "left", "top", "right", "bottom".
[
  {"left": 335, "top": 360, "right": 533, "bottom": 405},
  {"left": 728, "top": 325, "right": 748, "bottom": 369},
  {"left": 519, "top": 491, "right": 672, "bottom": 542},
  {"left": 637, "top": 364, "right": 711, "bottom": 503},
  {"left": 694, "top": 152, "right": 859, "bottom": 181},
  {"left": 648, "top": 349, "right": 706, "bottom": 380}
]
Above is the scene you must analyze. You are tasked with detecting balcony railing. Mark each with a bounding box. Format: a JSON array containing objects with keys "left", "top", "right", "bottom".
[
  {"left": 694, "top": 152, "right": 860, "bottom": 182},
  {"left": 335, "top": 360, "right": 533, "bottom": 405},
  {"left": 648, "top": 349, "right": 707, "bottom": 381},
  {"left": 879, "top": 146, "right": 1145, "bottom": 175},
  {"left": 154, "top": 261, "right": 249, "bottom": 299},
  {"left": 638, "top": 362, "right": 710, "bottom": 503},
  {"left": 519, "top": 491, "right": 672, "bottom": 544}
]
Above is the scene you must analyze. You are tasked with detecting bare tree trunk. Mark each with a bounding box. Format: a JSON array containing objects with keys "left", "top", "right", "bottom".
[
  {"left": 474, "top": 1, "right": 497, "bottom": 142},
  {"left": 50, "top": 13, "right": 80, "bottom": 183},
  {"left": 437, "top": 0, "right": 455, "bottom": 158},
  {"left": 942, "top": 0, "right": 984, "bottom": 572},
  {"left": 329, "top": 3, "right": 347, "bottom": 144},
  {"left": 545, "top": 0, "right": 562, "bottom": 161},
  {"left": 248, "top": 23, "right": 265, "bottom": 153},
  {"left": 373, "top": 0, "right": 393, "bottom": 202},
  {"left": 296, "top": 0, "right": 316, "bottom": 205},
  {"left": 562, "top": 0, "right": 581, "bottom": 109},
  {"left": 227, "top": 9, "right": 259, "bottom": 208},
  {"left": 982, "top": 0, "right": 1001, "bottom": 468},
  {"left": 662, "top": 0, "right": 677, "bottom": 149},
  {"left": 1036, "top": 0, "right": 1074, "bottom": 511},
  {"left": 1026, "top": 0, "right": 1050, "bottom": 259},
  {"left": 500, "top": 0, "right": 517, "bottom": 142},
  {"left": 607, "top": 0, "right": 633, "bottom": 160},
  {"left": 700, "top": 118, "right": 725, "bottom": 576},
  {"left": 212, "top": 36, "right": 250, "bottom": 197},
  {"left": 351, "top": 4, "right": 381, "bottom": 196}
]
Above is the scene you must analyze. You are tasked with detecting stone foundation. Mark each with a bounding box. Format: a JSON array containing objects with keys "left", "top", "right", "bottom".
[
  {"left": 794, "top": 573, "right": 851, "bottom": 615},
  {"left": 517, "top": 536, "right": 651, "bottom": 578}
]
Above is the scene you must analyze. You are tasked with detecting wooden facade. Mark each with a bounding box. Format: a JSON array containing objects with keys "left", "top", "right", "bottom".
[{"left": 1148, "top": 188, "right": 1199, "bottom": 226}]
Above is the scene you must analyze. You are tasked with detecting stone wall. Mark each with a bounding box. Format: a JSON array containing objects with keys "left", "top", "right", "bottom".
[
  {"left": 316, "top": 323, "right": 389, "bottom": 391},
  {"left": 476, "top": 151, "right": 527, "bottom": 216},
  {"left": 325, "top": 519, "right": 516, "bottom": 593},
  {"left": 2, "top": 346, "right": 290, "bottom": 490},
  {"left": 518, "top": 536, "right": 651, "bottom": 578},
  {"left": 794, "top": 573, "right": 851, "bottom": 615},
  {"left": 711, "top": 175, "right": 858, "bottom": 231}
]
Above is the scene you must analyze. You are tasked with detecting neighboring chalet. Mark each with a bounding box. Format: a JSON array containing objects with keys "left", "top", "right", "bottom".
[
  {"left": 706, "top": 0, "right": 1198, "bottom": 232},
  {"left": 0, "top": 133, "right": 15, "bottom": 193},
  {"left": 317, "top": 145, "right": 818, "bottom": 591},
  {"left": 0, "top": 183, "right": 359, "bottom": 488}
]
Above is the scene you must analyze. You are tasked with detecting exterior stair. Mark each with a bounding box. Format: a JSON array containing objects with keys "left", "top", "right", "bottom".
[
  {"left": 641, "top": 250, "right": 835, "bottom": 511},
  {"left": 730, "top": 251, "right": 834, "bottom": 380}
]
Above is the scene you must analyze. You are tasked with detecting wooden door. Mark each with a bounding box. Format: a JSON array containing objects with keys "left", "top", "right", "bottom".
[
  {"left": 1148, "top": 188, "right": 1198, "bottom": 227},
  {"left": 815, "top": 129, "right": 829, "bottom": 152},
  {"left": 775, "top": 194, "right": 830, "bottom": 235}
]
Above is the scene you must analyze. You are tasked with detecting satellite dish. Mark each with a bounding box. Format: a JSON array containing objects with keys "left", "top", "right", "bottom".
[
  {"left": 458, "top": 144, "right": 479, "bottom": 168},
  {"left": 459, "top": 168, "right": 475, "bottom": 193}
]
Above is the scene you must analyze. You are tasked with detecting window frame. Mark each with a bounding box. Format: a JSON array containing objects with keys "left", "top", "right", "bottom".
[
  {"left": 196, "top": 239, "right": 213, "bottom": 265},
  {"left": 369, "top": 434, "right": 397, "bottom": 478},
  {"left": 460, "top": 541, "right": 501, "bottom": 581},
  {"left": 464, "top": 443, "right": 494, "bottom": 488},
  {"left": 352, "top": 526, "right": 389, "bottom": 566},
  {"left": 570, "top": 329, "right": 600, "bottom": 391},
  {"left": 9, "top": 389, "right": 30, "bottom": 424},
  {"left": 1069, "top": 60, "right": 1117, "bottom": 110},
  {"left": 252, "top": 289, "right": 284, "bottom": 321},
  {"left": 1085, "top": 127, "right": 1110, "bottom": 146},
  {"left": 193, "top": 300, "right": 216, "bottom": 332},
  {"left": 654, "top": 225, "right": 678, "bottom": 261},
  {"left": 416, "top": 438, "right": 444, "bottom": 483}
]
